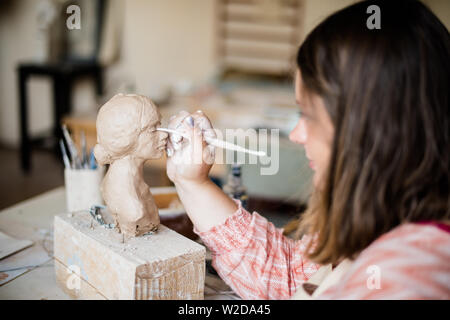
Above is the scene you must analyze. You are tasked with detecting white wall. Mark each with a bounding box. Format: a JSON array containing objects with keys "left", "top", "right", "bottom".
[
  {"left": 0, "top": 0, "right": 54, "bottom": 146},
  {"left": 110, "top": 0, "right": 216, "bottom": 96}
]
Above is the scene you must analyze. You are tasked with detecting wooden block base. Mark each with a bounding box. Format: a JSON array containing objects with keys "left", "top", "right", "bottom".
[
  {"left": 54, "top": 259, "right": 107, "bottom": 299},
  {"left": 53, "top": 211, "right": 205, "bottom": 300}
]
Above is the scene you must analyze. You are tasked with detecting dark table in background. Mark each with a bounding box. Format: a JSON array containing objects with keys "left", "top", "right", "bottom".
[{"left": 17, "top": 61, "right": 103, "bottom": 172}]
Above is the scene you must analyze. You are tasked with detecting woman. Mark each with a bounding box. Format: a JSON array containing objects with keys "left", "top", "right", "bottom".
[{"left": 166, "top": 0, "right": 450, "bottom": 299}]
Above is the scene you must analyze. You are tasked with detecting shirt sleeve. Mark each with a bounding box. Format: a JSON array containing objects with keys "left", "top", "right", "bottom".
[{"left": 194, "top": 200, "right": 321, "bottom": 300}]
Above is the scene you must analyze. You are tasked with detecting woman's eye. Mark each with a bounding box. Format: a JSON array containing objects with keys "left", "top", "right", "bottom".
[{"left": 298, "top": 109, "right": 313, "bottom": 121}]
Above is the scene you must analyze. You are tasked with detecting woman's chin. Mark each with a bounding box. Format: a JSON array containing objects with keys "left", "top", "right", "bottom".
[{"left": 312, "top": 172, "right": 323, "bottom": 190}]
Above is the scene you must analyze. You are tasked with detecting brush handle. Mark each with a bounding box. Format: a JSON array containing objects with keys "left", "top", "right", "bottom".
[
  {"left": 62, "top": 124, "right": 82, "bottom": 168},
  {"left": 204, "top": 137, "right": 266, "bottom": 157},
  {"left": 157, "top": 128, "right": 266, "bottom": 157},
  {"left": 156, "top": 128, "right": 190, "bottom": 139}
]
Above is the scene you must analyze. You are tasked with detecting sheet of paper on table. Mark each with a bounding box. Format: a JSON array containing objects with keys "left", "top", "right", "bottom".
[
  {"left": 0, "top": 231, "right": 33, "bottom": 260},
  {"left": 0, "top": 231, "right": 52, "bottom": 286}
]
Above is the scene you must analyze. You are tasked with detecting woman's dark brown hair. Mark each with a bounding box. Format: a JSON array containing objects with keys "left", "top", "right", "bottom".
[{"left": 297, "top": 0, "right": 450, "bottom": 265}]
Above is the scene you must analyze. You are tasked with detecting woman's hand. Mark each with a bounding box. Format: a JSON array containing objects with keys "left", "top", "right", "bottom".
[
  {"left": 165, "top": 111, "right": 237, "bottom": 232},
  {"left": 166, "top": 110, "right": 216, "bottom": 186}
]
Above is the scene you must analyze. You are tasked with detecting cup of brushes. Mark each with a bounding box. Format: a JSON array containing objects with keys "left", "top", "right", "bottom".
[{"left": 60, "top": 125, "right": 105, "bottom": 213}]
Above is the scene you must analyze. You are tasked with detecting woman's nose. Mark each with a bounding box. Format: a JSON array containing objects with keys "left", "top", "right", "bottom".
[{"left": 289, "top": 119, "right": 307, "bottom": 145}]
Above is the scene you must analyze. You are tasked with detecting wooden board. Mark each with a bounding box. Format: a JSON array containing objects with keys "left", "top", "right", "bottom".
[
  {"left": 53, "top": 211, "right": 206, "bottom": 300},
  {"left": 216, "top": 0, "right": 305, "bottom": 76}
]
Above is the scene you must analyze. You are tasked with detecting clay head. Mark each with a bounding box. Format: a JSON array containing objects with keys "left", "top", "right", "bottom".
[{"left": 94, "top": 93, "right": 168, "bottom": 165}]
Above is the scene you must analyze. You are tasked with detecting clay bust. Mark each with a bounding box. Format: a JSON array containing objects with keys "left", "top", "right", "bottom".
[{"left": 94, "top": 93, "right": 168, "bottom": 237}]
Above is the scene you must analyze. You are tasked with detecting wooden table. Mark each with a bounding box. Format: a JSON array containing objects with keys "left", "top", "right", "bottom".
[{"left": 0, "top": 187, "right": 239, "bottom": 300}]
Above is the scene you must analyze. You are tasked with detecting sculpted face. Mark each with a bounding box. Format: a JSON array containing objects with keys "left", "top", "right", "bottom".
[
  {"left": 134, "top": 109, "right": 168, "bottom": 160},
  {"left": 96, "top": 93, "right": 168, "bottom": 162}
]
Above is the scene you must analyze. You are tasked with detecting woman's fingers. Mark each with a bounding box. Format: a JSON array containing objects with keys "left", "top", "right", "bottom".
[
  {"left": 167, "top": 110, "right": 216, "bottom": 165},
  {"left": 168, "top": 110, "right": 190, "bottom": 127},
  {"left": 168, "top": 110, "right": 190, "bottom": 149},
  {"left": 191, "top": 111, "right": 213, "bottom": 131},
  {"left": 189, "top": 111, "right": 216, "bottom": 163},
  {"left": 166, "top": 139, "right": 174, "bottom": 157},
  {"left": 165, "top": 111, "right": 216, "bottom": 184},
  {"left": 190, "top": 126, "right": 205, "bottom": 165}
]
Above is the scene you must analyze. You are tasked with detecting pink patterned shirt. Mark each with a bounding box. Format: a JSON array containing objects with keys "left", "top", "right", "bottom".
[{"left": 195, "top": 201, "right": 450, "bottom": 299}]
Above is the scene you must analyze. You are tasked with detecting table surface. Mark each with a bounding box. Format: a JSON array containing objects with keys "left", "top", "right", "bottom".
[{"left": 0, "top": 187, "right": 239, "bottom": 300}]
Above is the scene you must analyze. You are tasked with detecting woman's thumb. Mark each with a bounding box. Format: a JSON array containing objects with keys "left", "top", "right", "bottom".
[
  {"left": 180, "top": 115, "right": 203, "bottom": 165},
  {"left": 190, "top": 126, "right": 204, "bottom": 165}
]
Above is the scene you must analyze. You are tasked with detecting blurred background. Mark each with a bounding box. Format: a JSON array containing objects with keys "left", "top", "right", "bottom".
[{"left": 0, "top": 0, "right": 448, "bottom": 225}]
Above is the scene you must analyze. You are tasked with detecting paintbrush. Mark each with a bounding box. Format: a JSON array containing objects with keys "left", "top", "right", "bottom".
[
  {"left": 62, "top": 124, "right": 82, "bottom": 169},
  {"left": 156, "top": 128, "right": 266, "bottom": 157},
  {"left": 80, "top": 130, "right": 88, "bottom": 168},
  {"left": 59, "top": 139, "right": 71, "bottom": 169}
]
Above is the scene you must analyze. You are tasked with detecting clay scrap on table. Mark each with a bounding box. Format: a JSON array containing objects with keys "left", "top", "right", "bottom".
[{"left": 94, "top": 93, "right": 168, "bottom": 237}]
